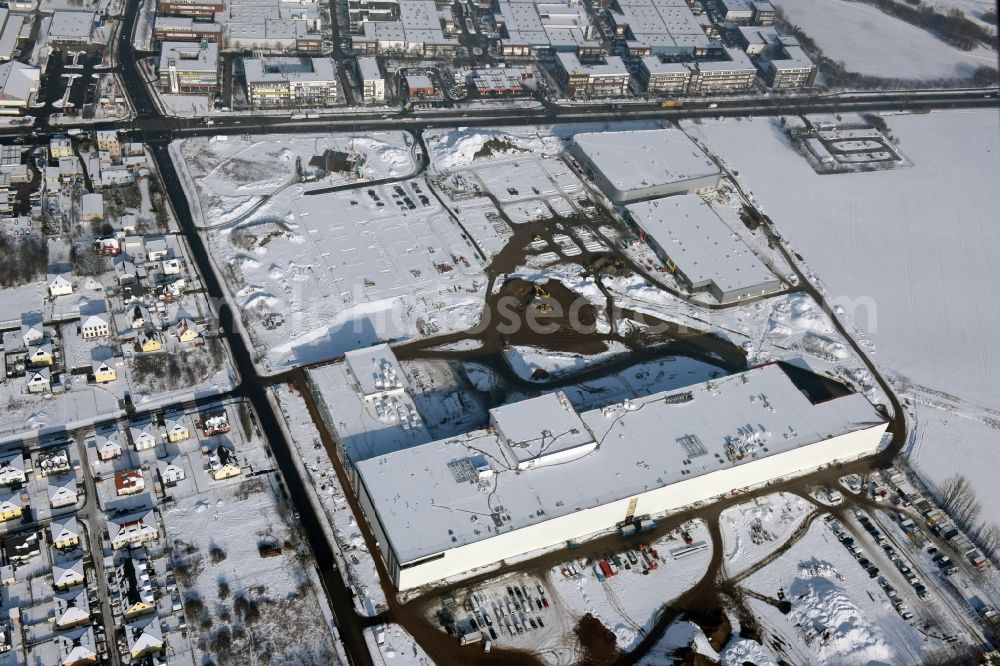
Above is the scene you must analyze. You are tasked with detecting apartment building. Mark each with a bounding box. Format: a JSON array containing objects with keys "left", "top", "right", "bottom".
[
  {"left": 356, "top": 56, "right": 385, "bottom": 104},
  {"left": 554, "top": 52, "right": 630, "bottom": 98},
  {"left": 158, "top": 41, "right": 219, "bottom": 94}
]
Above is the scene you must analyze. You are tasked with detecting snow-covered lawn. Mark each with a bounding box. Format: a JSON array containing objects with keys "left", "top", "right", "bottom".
[
  {"left": 683, "top": 111, "right": 1000, "bottom": 514},
  {"left": 773, "top": 0, "right": 996, "bottom": 79}
]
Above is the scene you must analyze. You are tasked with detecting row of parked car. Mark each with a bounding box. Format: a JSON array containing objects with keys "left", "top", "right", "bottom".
[{"left": 857, "top": 510, "right": 936, "bottom": 601}]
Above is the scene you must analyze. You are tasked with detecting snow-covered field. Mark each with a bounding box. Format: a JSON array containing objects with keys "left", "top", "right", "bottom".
[
  {"left": 774, "top": 0, "right": 996, "bottom": 79},
  {"left": 173, "top": 133, "right": 487, "bottom": 372},
  {"left": 163, "top": 475, "right": 341, "bottom": 664},
  {"left": 684, "top": 110, "right": 1000, "bottom": 513}
]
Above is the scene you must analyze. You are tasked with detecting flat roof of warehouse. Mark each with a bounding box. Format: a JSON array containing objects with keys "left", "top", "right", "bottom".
[
  {"left": 625, "top": 194, "right": 778, "bottom": 296},
  {"left": 356, "top": 363, "right": 887, "bottom": 564},
  {"left": 572, "top": 128, "right": 720, "bottom": 192}
]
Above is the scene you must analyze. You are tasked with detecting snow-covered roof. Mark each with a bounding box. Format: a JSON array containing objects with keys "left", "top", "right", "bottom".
[
  {"left": 344, "top": 344, "right": 408, "bottom": 398},
  {"left": 356, "top": 363, "right": 887, "bottom": 565},
  {"left": 54, "top": 588, "right": 90, "bottom": 627},
  {"left": 53, "top": 558, "right": 85, "bottom": 587},
  {"left": 310, "top": 360, "right": 430, "bottom": 462},
  {"left": 625, "top": 194, "right": 779, "bottom": 299},
  {"left": 357, "top": 56, "right": 382, "bottom": 81},
  {"left": 48, "top": 10, "right": 96, "bottom": 40},
  {"left": 490, "top": 391, "right": 596, "bottom": 470},
  {"left": 159, "top": 41, "right": 218, "bottom": 73},
  {"left": 573, "top": 129, "right": 720, "bottom": 193},
  {"left": 556, "top": 51, "right": 628, "bottom": 77},
  {"left": 50, "top": 515, "right": 80, "bottom": 543},
  {"left": 244, "top": 56, "right": 337, "bottom": 83}
]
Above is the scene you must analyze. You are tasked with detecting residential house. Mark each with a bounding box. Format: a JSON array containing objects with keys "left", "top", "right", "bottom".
[
  {"left": 50, "top": 515, "right": 81, "bottom": 549},
  {"left": 94, "top": 429, "right": 123, "bottom": 460},
  {"left": 164, "top": 416, "right": 189, "bottom": 443},
  {"left": 0, "top": 493, "right": 22, "bottom": 521},
  {"left": 48, "top": 474, "right": 78, "bottom": 508},
  {"left": 0, "top": 453, "right": 26, "bottom": 486},
  {"left": 157, "top": 456, "right": 185, "bottom": 487},
  {"left": 26, "top": 367, "right": 50, "bottom": 393},
  {"left": 199, "top": 411, "right": 229, "bottom": 437},
  {"left": 54, "top": 588, "right": 91, "bottom": 629},
  {"left": 91, "top": 356, "right": 117, "bottom": 384},
  {"left": 138, "top": 330, "right": 162, "bottom": 353},
  {"left": 174, "top": 317, "right": 200, "bottom": 343},
  {"left": 108, "top": 509, "right": 158, "bottom": 549},
  {"left": 48, "top": 273, "right": 74, "bottom": 298},
  {"left": 95, "top": 130, "right": 121, "bottom": 160},
  {"left": 80, "top": 192, "right": 103, "bottom": 222},
  {"left": 209, "top": 443, "right": 240, "bottom": 480},
  {"left": 128, "top": 304, "right": 151, "bottom": 329},
  {"left": 52, "top": 558, "right": 85, "bottom": 590},
  {"left": 162, "top": 257, "right": 181, "bottom": 275},
  {"left": 144, "top": 236, "right": 169, "bottom": 261},
  {"left": 27, "top": 342, "right": 53, "bottom": 366},
  {"left": 130, "top": 422, "right": 159, "bottom": 451},
  {"left": 114, "top": 256, "right": 138, "bottom": 285},
  {"left": 3, "top": 530, "right": 40, "bottom": 564},
  {"left": 20, "top": 312, "right": 44, "bottom": 347},
  {"left": 125, "top": 615, "right": 164, "bottom": 660},
  {"left": 115, "top": 469, "right": 145, "bottom": 496},
  {"left": 36, "top": 447, "right": 71, "bottom": 477},
  {"left": 56, "top": 626, "right": 97, "bottom": 666},
  {"left": 119, "top": 554, "right": 156, "bottom": 619},
  {"left": 79, "top": 298, "right": 111, "bottom": 339}
]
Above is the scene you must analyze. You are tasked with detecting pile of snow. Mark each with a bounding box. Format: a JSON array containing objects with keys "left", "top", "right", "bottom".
[{"left": 786, "top": 565, "right": 892, "bottom": 662}]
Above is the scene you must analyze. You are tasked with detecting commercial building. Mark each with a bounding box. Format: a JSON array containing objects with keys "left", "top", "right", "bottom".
[
  {"left": 356, "top": 56, "right": 385, "bottom": 104},
  {"left": 494, "top": 0, "right": 599, "bottom": 56},
  {"left": 554, "top": 52, "right": 630, "bottom": 98},
  {"left": 350, "top": 0, "right": 459, "bottom": 57},
  {"left": 0, "top": 9, "right": 26, "bottom": 62},
  {"left": 309, "top": 344, "right": 431, "bottom": 484},
  {"left": 48, "top": 11, "right": 96, "bottom": 44},
  {"left": 243, "top": 57, "right": 338, "bottom": 108},
  {"left": 610, "top": 0, "right": 716, "bottom": 56},
  {"left": 760, "top": 37, "right": 817, "bottom": 89},
  {"left": 0, "top": 61, "right": 38, "bottom": 115},
  {"left": 158, "top": 41, "right": 219, "bottom": 94},
  {"left": 152, "top": 16, "right": 222, "bottom": 42},
  {"left": 157, "top": 0, "right": 224, "bottom": 19},
  {"left": 687, "top": 47, "right": 756, "bottom": 94},
  {"left": 638, "top": 56, "right": 691, "bottom": 94},
  {"left": 222, "top": 0, "right": 325, "bottom": 53},
  {"left": 624, "top": 194, "right": 782, "bottom": 302},
  {"left": 716, "top": 0, "right": 753, "bottom": 22},
  {"left": 356, "top": 363, "right": 889, "bottom": 590},
  {"left": 572, "top": 128, "right": 721, "bottom": 203},
  {"left": 467, "top": 67, "right": 533, "bottom": 96},
  {"left": 751, "top": 0, "right": 776, "bottom": 25}
]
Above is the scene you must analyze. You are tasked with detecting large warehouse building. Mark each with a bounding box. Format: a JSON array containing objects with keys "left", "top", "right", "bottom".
[
  {"left": 571, "top": 129, "right": 722, "bottom": 203},
  {"left": 356, "top": 363, "right": 889, "bottom": 590},
  {"left": 625, "top": 194, "right": 783, "bottom": 302}
]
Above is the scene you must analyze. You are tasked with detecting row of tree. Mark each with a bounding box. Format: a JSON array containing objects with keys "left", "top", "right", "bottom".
[
  {"left": 940, "top": 475, "right": 1000, "bottom": 562},
  {"left": 0, "top": 231, "right": 48, "bottom": 288}
]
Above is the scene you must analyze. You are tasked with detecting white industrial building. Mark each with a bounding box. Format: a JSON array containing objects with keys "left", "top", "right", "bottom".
[
  {"left": 356, "top": 363, "right": 888, "bottom": 590},
  {"left": 571, "top": 128, "right": 722, "bottom": 203},
  {"left": 309, "top": 344, "right": 430, "bottom": 471},
  {"left": 624, "top": 194, "right": 782, "bottom": 302}
]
